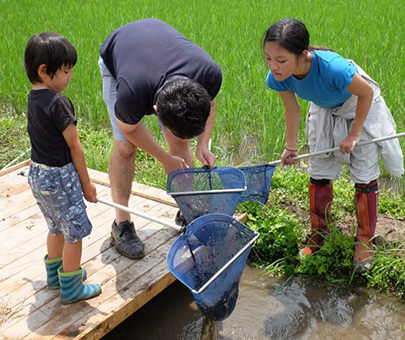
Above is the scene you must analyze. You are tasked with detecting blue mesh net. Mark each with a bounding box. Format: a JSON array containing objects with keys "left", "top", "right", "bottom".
[
  {"left": 167, "top": 213, "right": 258, "bottom": 321},
  {"left": 239, "top": 164, "right": 276, "bottom": 204},
  {"left": 167, "top": 167, "right": 246, "bottom": 224}
]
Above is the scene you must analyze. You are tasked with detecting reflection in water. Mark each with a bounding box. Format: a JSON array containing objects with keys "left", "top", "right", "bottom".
[
  {"left": 200, "top": 316, "right": 219, "bottom": 340},
  {"left": 102, "top": 266, "right": 405, "bottom": 340}
]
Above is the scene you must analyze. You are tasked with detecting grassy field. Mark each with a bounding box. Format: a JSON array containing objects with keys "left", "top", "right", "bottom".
[{"left": 1, "top": 0, "right": 404, "bottom": 171}]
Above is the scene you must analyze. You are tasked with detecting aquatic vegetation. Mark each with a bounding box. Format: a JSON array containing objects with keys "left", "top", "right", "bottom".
[
  {"left": 364, "top": 244, "right": 405, "bottom": 298},
  {"left": 243, "top": 166, "right": 405, "bottom": 298}
]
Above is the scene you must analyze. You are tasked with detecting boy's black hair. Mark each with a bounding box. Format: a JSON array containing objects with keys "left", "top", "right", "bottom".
[
  {"left": 24, "top": 32, "right": 77, "bottom": 84},
  {"left": 155, "top": 78, "right": 211, "bottom": 139}
]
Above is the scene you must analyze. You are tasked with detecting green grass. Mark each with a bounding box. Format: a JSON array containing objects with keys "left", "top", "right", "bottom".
[
  {"left": 0, "top": 0, "right": 404, "bottom": 166},
  {"left": 242, "top": 166, "right": 405, "bottom": 297},
  {"left": 364, "top": 244, "right": 405, "bottom": 298},
  {"left": 0, "top": 114, "right": 30, "bottom": 170}
]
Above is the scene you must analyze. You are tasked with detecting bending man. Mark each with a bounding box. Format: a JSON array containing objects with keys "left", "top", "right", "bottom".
[{"left": 99, "top": 19, "right": 222, "bottom": 259}]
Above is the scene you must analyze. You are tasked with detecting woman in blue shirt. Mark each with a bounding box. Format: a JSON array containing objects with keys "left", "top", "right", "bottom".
[{"left": 263, "top": 18, "right": 403, "bottom": 272}]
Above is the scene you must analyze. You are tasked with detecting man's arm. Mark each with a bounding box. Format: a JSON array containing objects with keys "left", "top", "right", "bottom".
[
  {"left": 196, "top": 99, "right": 216, "bottom": 167},
  {"left": 117, "top": 120, "right": 188, "bottom": 174}
]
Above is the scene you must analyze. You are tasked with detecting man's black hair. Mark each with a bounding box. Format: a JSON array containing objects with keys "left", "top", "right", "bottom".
[
  {"left": 155, "top": 78, "right": 211, "bottom": 139},
  {"left": 24, "top": 32, "right": 77, "bottom": 84}
]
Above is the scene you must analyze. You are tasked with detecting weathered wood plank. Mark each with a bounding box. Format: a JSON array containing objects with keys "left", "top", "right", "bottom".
[
  {"left": 58, "top": 262, "right": 175, "bottom": 340},
  {"left": 0, "top": 159, "right": 30, "bottom": 177},
  {"left": 0, "top": 190, "right": 174, "bottom": 288},
  {"left": 0, "top": 194, "right": 177, "bottom": 328},
  {"left": 0, "top": 186, "right": 112, "bottom": 271},
  {"left": 0, "top": 186, "right": 110, "bottom": 258},
  {"left": 0, "top": 189, "right": 37, "bottom": 221},
  {"left": 88, "top": 168, "right": 177, "bottom": 207},
  {"left": 0, "top": 179, "right": 29, "bottom": 197},
  {"left": 31, "top": 239, "right": 176, "bottom": 340},
  {"left": 0, "top": 203, "right": 40, "bottom": 233},
  {"left": 2, "top": 224, "right": 178, "bottom": 339}
]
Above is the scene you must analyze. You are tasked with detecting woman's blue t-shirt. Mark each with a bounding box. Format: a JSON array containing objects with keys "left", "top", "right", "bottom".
[{"left": 265, "top": 50, "right": 357, "bottom": 108}]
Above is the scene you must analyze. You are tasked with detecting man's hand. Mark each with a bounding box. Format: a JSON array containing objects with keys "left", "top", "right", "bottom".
[
  {"left": 196, "top": 144, "right": 216, "bottom": 168},
  {"left": 162, "top": 155, "right": 188, "bottom": 175}
]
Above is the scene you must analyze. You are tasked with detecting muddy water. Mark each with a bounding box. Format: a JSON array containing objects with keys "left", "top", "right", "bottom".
[{"left": 102, "top": 266, "right": 405, "bottom": 340}]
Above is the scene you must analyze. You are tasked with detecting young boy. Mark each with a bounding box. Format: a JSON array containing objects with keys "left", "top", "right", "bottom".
[{"left": 24, "top": 32, "right": 101, "bottom": 304}]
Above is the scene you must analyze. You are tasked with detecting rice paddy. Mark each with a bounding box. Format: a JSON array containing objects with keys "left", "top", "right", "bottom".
[{"left": 1, "top": 0, "right": 404, "bottom": 168}]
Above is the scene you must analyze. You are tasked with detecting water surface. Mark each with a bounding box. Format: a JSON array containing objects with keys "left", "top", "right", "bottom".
[{"left": 103, "top": 266, "right": 405, "bottom": 340}]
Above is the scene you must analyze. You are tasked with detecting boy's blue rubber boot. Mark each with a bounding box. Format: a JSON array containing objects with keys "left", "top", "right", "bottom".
[
  {"left": 58, "top": 267, "right": 101, "bottom": 305},
  {"left": 44, "top": 255, "right": 62, "bottom": 289},
  {"left": 44, "top": 255, "right": 87, "bottom": 289}
]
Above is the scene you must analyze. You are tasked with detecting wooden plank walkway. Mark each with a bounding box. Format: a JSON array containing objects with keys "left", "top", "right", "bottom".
[{"left": 0, "top": 161, "right": 182, "bottom": 340}]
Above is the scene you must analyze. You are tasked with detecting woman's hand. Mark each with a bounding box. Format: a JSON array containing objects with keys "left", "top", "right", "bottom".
[
  {"left": 281, "top": 148, "right": 299, "bottom": 166},
  {"left": 339, "top": 134, "right": 360, "bottom": 154}
]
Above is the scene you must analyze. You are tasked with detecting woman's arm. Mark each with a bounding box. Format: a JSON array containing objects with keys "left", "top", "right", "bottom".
[
  {"left": 278, "top": 90, "right": 301, "bottom": 165},
  {"left": 340, "top": 73, "right": 373, "bottom": 153}
]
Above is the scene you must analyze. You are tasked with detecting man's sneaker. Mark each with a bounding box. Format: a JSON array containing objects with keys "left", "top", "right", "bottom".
[
  {"left": 175, "top": 210, "right": 187, "bottom": 227},
  {"left": 111, "top": 220, "right": 145, "bottom": 259}
]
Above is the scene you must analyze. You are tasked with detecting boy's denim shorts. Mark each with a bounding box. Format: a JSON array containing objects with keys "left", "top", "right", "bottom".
[{"left": 28, "top": 161, "right": 92, "bottom": 243}]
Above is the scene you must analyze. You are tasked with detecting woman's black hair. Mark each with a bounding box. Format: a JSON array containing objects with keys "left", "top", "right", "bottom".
[
  {"left": 24, "top": 32, "right": 77, "bottom": 83},
  {"left": 263, "top": 18, "right": 332, "bottom": 56}
]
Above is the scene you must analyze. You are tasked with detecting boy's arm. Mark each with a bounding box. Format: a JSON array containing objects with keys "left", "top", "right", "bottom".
[{"left": 62, "top": 123, "right": 97, "bottom": 202}]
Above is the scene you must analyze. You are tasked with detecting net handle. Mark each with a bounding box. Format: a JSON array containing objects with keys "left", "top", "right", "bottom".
[
  {"left": 16, "top": 170, "right": 184, "bottom": 232},
  {"left": 169, "top": 187, "right": 247, "bottom": 196},
  {"left": 268, "top": 132, "right": 405, "bottom": 166},
  {"left": 191, "top": 231, "right": 260, "bottom": 295},
  {"left": 98, "top": 198, "right": 183, "bottom": 232}
]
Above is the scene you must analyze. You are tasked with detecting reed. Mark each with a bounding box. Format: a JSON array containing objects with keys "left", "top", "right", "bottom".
[{"left": 0, "top": 0, "right": 403, "bottom": 166}]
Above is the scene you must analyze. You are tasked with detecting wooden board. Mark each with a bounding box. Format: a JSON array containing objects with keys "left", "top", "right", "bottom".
[{"left": 0, "top": 163, "right": 180, "bottom": 340}]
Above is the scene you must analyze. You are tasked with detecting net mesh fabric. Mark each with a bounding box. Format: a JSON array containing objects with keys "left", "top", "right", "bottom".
[
  {"left": 167, "top": 167, "right": 246, "bottom": 224},
  {"left": 167, "top": 213, "right": 257, "bottom": 321},
  {"left": 239, "top": 164, "right": 276, "bottom": 204}
]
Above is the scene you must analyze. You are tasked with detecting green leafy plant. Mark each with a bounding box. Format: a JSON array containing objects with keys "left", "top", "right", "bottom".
[
  {"left": 363, "top": 244, "right": 405, "bottom": 298},
  {"left": 379, "top": 191, "right": 405, "bottom": 220},
  {"left": 295, "top": 223, "right": 359, "bottom": 284},
  {"left": 245, "top": 166, "right": 405, "bottom": 297},
  {"left": 241, "top": 201, "right": 304, "bottom": 276}
]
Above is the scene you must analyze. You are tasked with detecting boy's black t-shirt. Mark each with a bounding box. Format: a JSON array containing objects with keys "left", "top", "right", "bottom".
[
  {"left": 99, "top": 18, "right": 222, "bottom": 125},
  {"left": 27, "top": 89, "right": 77, "bottom": 167}
]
